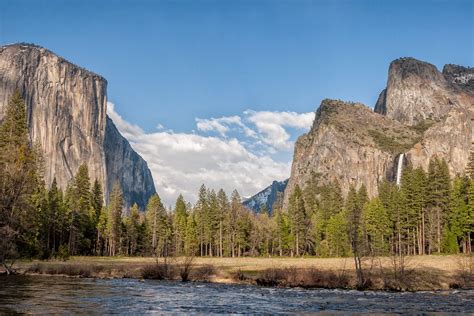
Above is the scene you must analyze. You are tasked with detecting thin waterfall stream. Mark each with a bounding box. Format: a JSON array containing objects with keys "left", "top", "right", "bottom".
[{"left": 396, "top": 153, "right": 404, "bottom": 187}]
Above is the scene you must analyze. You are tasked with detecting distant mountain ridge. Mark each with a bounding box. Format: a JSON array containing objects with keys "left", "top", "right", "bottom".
[{"left": 243, "top": 179, "right": 288, "bottom": 214}]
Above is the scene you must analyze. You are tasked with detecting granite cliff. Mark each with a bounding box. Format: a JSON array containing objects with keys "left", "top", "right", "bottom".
[
  {"left": 243, "top": 179, "right": 288, "bottom": 214},
  {"left": 0, "top": 43, "right": 155, "bottom": 208},
  {"left": 284, "top": 58, "right": 473, "bottom": 206}
]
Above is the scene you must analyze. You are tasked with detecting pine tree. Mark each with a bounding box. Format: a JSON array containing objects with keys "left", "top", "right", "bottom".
[
  {"left": 206, "top": 189, "right": 219, "bottom": 256},
  {"left": 47, "top": 178, "right": 61, "bottom": 254},
  {"left": 362, "top": 198, "right": 391, "bottom": 255},
  {"left": 195, "top": 184, "right": 208, "bottom": 256},
  {"left": 67, "top": 164, "right": 95, "bottom": 255},
  {"left": 326, "top": 210, "right": 351, "bottom": 257},
  {"left": 288, "top": 185, "right": 308, "bottom": 256},
  {"left": 443, "top": 176, "right": 471, "bottom": 253},
  {"left": 426, "top": 158, "right": 451, "bottom": 253},
  {"left": 96, "top": 206, "right": 108, "bottom": 256},
  {"left": 346, "top": 185, "right": 365, "bottom": 287},
  {"left": 184, "top": 212, "right": 198, "bottom": 256},
  {"left": 107, "top": 183, "right": 123, "bottom": 256},
  {"left": 145, "top": 193, "right": 169, "bottom": 256},
  {"left": 226, "top": 190, "right": 241, "bottom": 257},
  {"left": 124, "top": 203, "right": 140, "bottom": 256},
  {"left": 173, "top": 194, "right": 187, "bottom": 256},
  {"left": 91, "top": 180, "right": 103, "bottom": 223},
  {"left": 216, "top": 189, "right": 229, "bottom": 257},
  {"left": 0, "top": 91, "right": 41, "bottom": 271}
]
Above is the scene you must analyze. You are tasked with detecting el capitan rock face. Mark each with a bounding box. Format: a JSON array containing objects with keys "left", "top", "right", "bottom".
[
  {"left": 104, "top": 117, "right": 156, "bottom": 209},
  {"left": 0, "top": 43, "right": 155, "bottom": 208},
  {"left": 284, "top": 57, "right": 473, "bottom": 207}
]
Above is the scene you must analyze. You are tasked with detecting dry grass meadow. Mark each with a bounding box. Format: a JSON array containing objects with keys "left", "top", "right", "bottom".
[{"left": 8, "top": 254, "right": 473, "bottom": 291}]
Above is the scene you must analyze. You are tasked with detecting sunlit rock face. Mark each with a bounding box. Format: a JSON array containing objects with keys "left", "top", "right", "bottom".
[
  {"left": 284, "top": 58, "right": 473, "bottom": 207},
  {"left": 375, "top": 57, "right": 472, "bottom": 126},
  {"left": 0, "top": 43, "right": 155, "bottom": 208}
]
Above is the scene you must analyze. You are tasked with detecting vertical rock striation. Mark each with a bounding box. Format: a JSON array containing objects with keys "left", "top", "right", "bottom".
[
  {"left": 285, "top": 57, "right": 473, "bottom": 207},
  {"left": 0, "top": 43, "right": 156, "bottom": 208},
  {"left": 0, "top": 43, "right": 107, "bottom": 192},
  {"left": 104, "top": 117, "right": 156, "bottom": 209}
]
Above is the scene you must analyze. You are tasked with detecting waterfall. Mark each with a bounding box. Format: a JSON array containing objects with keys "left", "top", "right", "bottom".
[{"left": 396, "top": 153, "right": 404, "bottom": 187}]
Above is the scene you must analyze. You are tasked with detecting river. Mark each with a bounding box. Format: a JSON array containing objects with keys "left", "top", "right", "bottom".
[{"left": 0, "top": 276, "right": 472, "bottom": 314}]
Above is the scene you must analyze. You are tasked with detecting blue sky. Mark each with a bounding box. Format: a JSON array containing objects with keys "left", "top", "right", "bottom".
[{"left": 1, "top": 0, "right": 472, "bottom": 204}]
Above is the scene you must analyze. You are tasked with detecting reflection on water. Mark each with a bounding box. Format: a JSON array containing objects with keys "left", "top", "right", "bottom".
[{"left": 0, "top": 275, "right": 473, "bottom": 314}]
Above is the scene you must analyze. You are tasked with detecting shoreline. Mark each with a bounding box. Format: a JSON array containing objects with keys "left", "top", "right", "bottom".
[{"left": 2, "top": 255, "right": 472, "bottom": 292}]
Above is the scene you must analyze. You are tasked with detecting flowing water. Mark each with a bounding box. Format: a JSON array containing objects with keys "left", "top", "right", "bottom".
[
  {"left": 396, "top": 153, "right": 404, "bottom": 187},
  {"left": 0, "top": 276, "right": 473, "bottom": 314}
]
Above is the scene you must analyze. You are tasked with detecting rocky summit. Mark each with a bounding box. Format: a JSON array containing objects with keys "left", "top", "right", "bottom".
[
  {"left": 243, "top": 179, "right": 288, "bottom": 214},
  {"left": 0, "top": 43, "right": 156, "bottom": 209},
  {"left": 284, "top": 57, "right": 473, "bottom": 207}
]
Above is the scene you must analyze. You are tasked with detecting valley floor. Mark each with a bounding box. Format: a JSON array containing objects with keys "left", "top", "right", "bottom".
[{"left": 5, "top": 255, "right": 473, "bottom": 291}]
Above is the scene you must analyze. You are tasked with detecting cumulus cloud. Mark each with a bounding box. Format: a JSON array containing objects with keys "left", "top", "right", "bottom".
[
  {"left": 245, "top": 110, "right": 315, "bottom": 150},
  {"left": 196, "top": 115, "right": 257, "bottom": 138},
  {"left": 107, "top": 102, "right": 314, "bottom": 206}
]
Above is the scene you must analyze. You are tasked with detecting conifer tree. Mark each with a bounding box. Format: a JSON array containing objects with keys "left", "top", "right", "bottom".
[
  {"left": 216, "top": 189, "right": 229, "bottom": 257},
  {"left": 226, "top": 190, "right": 241, "bottom": 257},
  {"left": 362, "top": 198, "right": 391, "bottom": 255},
  {"left": 184, "top": 212, "right": 198, "bottom": 256},
  {"left": 107, "top": 183, "right": 123, "bottom": 256},
  {"left": 426, "top": 158, "right": 451, "bottom": 253},
  {"left": 47, "top": 178, "right": 61, "bottom": 253},
  {"left": 288, "top": 185, "right": 308, "bottom": 256},
  {"left": 173, "top": 194, "right": 187, "bottom": 256},
  {"left": 346, "top": 185, "right": 365, "bottom": 287},
  {"left": 0, "top": 91, "right": 41, "bottom": 270},
  {"left": 145, "top": 193, "right": 169, "bottom": 256},
  {"left": 124, "top": 203, "right": 140, "bottom": 256},
  {"left": 326, "top": 210, "right": 351, "bottom": 257}
]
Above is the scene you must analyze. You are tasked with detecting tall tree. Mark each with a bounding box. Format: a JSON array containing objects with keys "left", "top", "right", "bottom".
[
  {"left": 362, "top": 198, "right": 391, "bottom": 255},
  {"left": 123, "top": 203, "right": 140, "bottom": 256},
  {"left": 145, "top": 193, "right": 169, "bottom": 257},
  {"left": 426, "top": 158, "right": 451, "bottom": 253},
  {"left": 288, "top": 185, "right": 308, "bottom": 256},
  {"left": 216, "top": 189, "right": 229, "bottom": 257},
  {"left": 0, "top": 91, "right": 40, "bottom": 272},
  {"left": 107, "top": 183, "right": 123, "bottom": 256},
  {"left": 346, "top": 185, "right": 367, "bottom": 287},
  {"left": 173, "top": 194, "right": 187, "bottom": 256}
]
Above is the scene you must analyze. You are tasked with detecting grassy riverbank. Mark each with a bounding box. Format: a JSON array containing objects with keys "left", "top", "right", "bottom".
[{"left": 5, "top": 255, "right": 473, "bottom": 291}]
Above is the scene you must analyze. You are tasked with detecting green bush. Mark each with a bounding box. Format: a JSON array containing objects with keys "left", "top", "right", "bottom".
[{"left": 57, "top": 244, "right": 70, "bottom": 261}]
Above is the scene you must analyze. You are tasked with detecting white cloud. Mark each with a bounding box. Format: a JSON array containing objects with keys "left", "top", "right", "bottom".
[
  {"left": 107, "top": 102, "right": 144, "bottom": 139},
  {"left": 107, "top": 103, "right": 314, "bottom": 206},
  {"left": 245, "top": 110, "right": 315, "bottom": 150},
  {"left": 196, "top": 115, "right": 257, "bottom": 138}
]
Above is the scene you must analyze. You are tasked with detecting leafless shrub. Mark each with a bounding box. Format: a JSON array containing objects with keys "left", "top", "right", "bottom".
[
  {"left": 192, "top": 264, "right": 215, "bottom": 281},
  {"left": 256, "top": 267, "right": 285, "bottom": 286},
  {"left": 232, "top": 269, "right": 246, "bottom": 281},
  {"left": 141, "top": 264, "right": 170, "bottom": 280},
  {"left": 178, "top": 256, "right": 194, "bottom": 282},
  {"left": 452, "top": 254, "right": 474, "bottom": 289},
  {"left": 383, "top": 254, "right": 415, "bottom": 291}
]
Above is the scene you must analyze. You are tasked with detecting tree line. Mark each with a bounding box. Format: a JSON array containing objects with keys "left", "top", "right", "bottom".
[{"left": 1, "top": 92, "right": 473, "bottom": 266}]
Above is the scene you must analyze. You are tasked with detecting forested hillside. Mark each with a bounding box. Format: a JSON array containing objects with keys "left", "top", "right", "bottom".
[{"left": 1, "top": 92, "right": 472, "bottom": 268}]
